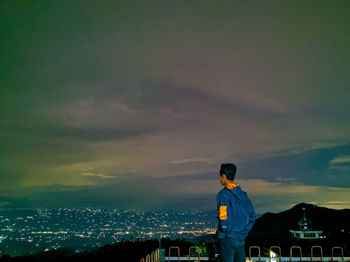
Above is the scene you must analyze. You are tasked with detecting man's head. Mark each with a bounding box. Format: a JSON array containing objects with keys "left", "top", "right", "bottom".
[{"left": 219, "top": 163, "right": 237, "bottom": 185}]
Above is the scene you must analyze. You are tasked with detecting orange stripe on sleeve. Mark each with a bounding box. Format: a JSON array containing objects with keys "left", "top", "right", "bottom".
[{"left": 219, "top": 206, "right": 227, "bottom": 220}]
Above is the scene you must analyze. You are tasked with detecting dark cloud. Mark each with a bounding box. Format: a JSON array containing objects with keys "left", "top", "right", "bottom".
[
  {"left": 5, "top": 123, "right": 151, "bottom": 143},
  {"left": 0, "top": 177, "right": 216, "bottom": 211},
  {"left": 1, "top": 0, "right": 350, "bottom": 212},
  {"left": 237, "top": 143, "right": 350, "bottom": 187},
  {"left": 2, "top": 159, "right": 350, "bottom": 213}
]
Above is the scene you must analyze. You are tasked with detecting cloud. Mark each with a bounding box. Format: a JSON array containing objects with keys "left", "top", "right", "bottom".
[
  {"left": 171, "top": 157, "right": 217, "bottom": 165},
  {"left": 274, "top": 177, "right": 296, "bottom": 183},
  {"left": 274, "top": 142, "right": 349, "bottom": 157},
  {"left": 240, "top": 179, "right": 319, "bottom": 195},
  {"left": 329, "top": 155, "right": 350, "bottom": 165},
  {"left": 240, "top": 179, "right": 350, "bottom": 213},
  {"left": 81, "top": 172, "right": 117, "bottom": 180},
  {"left": 1, "top": 0, "right": 350, "bottom": 212},
  {"left": 236, "top": 143, "right": 350, "bottom": 187},
  {"left": 308, "top": 201, "right": 350, "bottom": 210},
  {"left": 2, "top": 175, "right": 350, "bottom": 214}
]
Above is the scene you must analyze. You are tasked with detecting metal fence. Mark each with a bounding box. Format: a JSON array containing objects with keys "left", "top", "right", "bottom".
[
  {"left": 140, "top": 245, "right": 349, "bottom": 262},
  {"left": 140, "top": 248, "right": 161, "bottom": 262},
  {"left": 248, "top": 245, "right": 349, "bottom": 262}
]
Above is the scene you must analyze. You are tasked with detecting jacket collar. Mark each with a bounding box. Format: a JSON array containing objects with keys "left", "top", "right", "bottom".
[{"left": 225, "top": 182, "right": 239, "bottom": 190}]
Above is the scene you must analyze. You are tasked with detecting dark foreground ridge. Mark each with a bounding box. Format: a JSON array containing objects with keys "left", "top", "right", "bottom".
[{"left": 1, "top": 203, "right": 349, "bottom": 261}]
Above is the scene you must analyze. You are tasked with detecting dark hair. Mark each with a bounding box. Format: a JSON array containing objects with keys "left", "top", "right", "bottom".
[{"left": 220, "top": 163, "right": 237, "bottom": 181}]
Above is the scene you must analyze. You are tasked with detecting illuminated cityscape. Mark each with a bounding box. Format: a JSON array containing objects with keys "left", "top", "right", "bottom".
[{"left": 0, "top": 208, "right": 217, "bottom": 257}]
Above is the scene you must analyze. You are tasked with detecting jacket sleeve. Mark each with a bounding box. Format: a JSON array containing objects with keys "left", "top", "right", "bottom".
[
  {"left": 216, "top": 192, "right": 231, "bottom": 234},
  {"left": 244, "top": 195, "right": 256, "bottom": 233}
]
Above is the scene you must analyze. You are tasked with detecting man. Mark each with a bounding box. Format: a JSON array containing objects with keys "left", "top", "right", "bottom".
[{"left": 216, "top": 163, "right": 256, "bottom": 262}]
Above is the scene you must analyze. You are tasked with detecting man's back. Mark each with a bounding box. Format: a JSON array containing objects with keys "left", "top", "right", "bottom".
[
  {"left": 216, "top": 184, "right": 256, "bottom": 240},
  {"left": 216, "top": 163, "right": 256, "bottom": 262}
]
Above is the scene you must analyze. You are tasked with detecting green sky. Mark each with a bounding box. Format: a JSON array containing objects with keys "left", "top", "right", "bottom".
[{"left": 1, "top": 0, "right": 350, "bottom": 213}]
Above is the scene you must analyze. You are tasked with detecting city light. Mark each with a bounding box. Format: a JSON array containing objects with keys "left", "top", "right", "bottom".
[{"left": 0, "top": 208, "right": 217, "bottom": 257}]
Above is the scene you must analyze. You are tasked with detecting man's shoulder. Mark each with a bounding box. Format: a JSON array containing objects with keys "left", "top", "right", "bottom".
[
  {"left": 217, "top": 187, "right": 230, "bottom": 198},
  {"left": 239, "top": 187, "right": 250, "bottom": 198}
]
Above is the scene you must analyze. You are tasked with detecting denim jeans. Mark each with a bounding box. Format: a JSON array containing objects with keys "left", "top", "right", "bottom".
[{"left": 219, "top": 237, "right": 246, "bottom": 262}]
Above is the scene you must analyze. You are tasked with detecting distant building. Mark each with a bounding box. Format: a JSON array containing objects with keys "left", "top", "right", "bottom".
[{"left": 290, "top": 208, "right": 323, "bottom": 239}]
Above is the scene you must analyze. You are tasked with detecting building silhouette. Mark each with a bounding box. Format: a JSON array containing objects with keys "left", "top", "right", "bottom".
[{"left": 290, "top": 207, "right": 323, "bottom": 239}]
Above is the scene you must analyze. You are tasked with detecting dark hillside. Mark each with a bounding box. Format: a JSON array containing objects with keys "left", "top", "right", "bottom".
[
  {"left": 249, "top": 203, "right": 350, "bottom": 238},
  {"left": 196, "top": 203, "right": 350, "bottom": 256}
]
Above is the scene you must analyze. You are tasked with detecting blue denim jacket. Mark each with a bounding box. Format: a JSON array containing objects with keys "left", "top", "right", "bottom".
[{"left": 216, "top": 185, "right": 256, "bottom": 240}]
